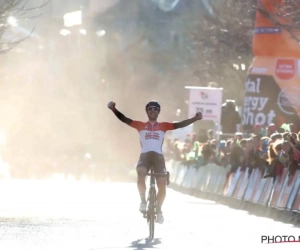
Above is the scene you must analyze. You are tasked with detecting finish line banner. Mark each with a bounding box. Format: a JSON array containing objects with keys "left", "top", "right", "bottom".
[
  {"left": 242, "top": 57, "right": 300, "bottom": 130},
  {"left": 186, "top": 86, "right": 223, "bottom": 123}
]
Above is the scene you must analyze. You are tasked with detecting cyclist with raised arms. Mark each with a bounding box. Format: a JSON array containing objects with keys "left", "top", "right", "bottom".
[{"left": 107, "top": 100, "right": 202, "bottom": 224}]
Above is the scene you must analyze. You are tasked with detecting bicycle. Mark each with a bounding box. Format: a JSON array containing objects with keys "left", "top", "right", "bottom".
[{"left": 142, "top": 167, "right": 170, "bottom": 239}]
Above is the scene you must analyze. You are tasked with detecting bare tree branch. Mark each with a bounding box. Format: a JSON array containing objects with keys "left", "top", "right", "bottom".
[
  {"left": 0, "top": 0, "right": 48, "bottom": 53},
  {"left": 179, "top": 0, "right": 300, "bottom": 105},
  {"left": 258, "top": 0, "right": 300, "bottom": 43},
  {"left": 12, "top": 0, "right": 49, "bottom": 16}
]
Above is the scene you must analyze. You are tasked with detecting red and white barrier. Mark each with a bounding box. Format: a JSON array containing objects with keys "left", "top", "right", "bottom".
[
  {"left": 291, "top": 176, "right": 300, "bottom": 212},
  {"left": 167, "top": 160, "right": 300, "bottom": 221},
  {"left": 286, "top": 173, "right": 300, "bottom": 212},
  {"left": 269, "top": 169, "right": 288, "bottom": 208},
  {"left": 249, "top": 169, "right": 264, "bottom": 204},
  {"left": 224, "top": 167, "right": 242, "bottom": 197},
  {"left": 258, "top": 177, "right": 274, "bottom": 206},
  {"left": 243, "top": 169, "right": 260, "bottom": 202},
  {"left": 276, "top": 170, "right": 299, "bottom": 210},
  {"left": 232, "top": 169, "right": 247, "bottom": 199},
  {"left": 252, "top": 170, "right": 266, "bottom": 204}
]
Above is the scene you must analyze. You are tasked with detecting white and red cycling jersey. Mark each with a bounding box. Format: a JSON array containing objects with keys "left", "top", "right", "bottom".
[
  {"left": 112, "top": 107, "right": 198, "bottom": 155},
  {"left": 129, "top": 121, "right": 175, "bottom": 154}
]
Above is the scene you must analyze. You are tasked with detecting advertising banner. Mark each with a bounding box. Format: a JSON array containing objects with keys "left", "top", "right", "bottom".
[
  {"left": 242, "top": 57, "right": 300, "bottom": 130},
  {"left": 243, "top": 0, "right": 300, "bottom": 130},
  {"left": 253, "top": 0, "right": 300, "bottom": 58},
  {"left": 186, "top": 86, "right": 223, "bottom": 123}
]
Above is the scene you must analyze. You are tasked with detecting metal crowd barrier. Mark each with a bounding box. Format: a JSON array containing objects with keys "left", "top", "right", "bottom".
[{"left": 166, "top": 160, "right": 300, "bottom": 224}]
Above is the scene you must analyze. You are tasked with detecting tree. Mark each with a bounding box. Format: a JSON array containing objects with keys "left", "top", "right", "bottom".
[
  {"left": 0, "top": 0, "right": 48, "bottom": 53},
  {"left": 180, "top": 0, "right": 300, "bottom": 105},
  {"left": 178, "top": 0, "right": 256, "bottom": 105}
]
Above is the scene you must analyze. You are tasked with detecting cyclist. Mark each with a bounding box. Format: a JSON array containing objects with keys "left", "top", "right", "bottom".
[{"left": 107, "top": 100, "right": 202, "bottom": 224}]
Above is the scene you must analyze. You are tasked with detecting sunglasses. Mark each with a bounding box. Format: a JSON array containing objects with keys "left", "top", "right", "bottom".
[{"left": 147, "top": 107, "right": 160, "bottom": 111}]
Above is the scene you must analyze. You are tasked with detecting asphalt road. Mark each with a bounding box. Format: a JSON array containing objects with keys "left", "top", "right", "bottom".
[{"left": 0, "top": 178, "right": 299, "bottom": 250}]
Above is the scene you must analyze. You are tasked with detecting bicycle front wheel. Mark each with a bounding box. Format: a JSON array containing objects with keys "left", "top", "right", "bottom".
[
  {"left": 148, "top": 189, "right": 156, "bottom": 239},
  {"left": 149, "top": 212, "right": 155, "bottom": 239}
]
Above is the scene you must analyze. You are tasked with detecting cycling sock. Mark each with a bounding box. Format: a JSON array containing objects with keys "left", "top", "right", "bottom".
[
  {"left": 156, "top": 203, "right": 162, "bottom": 213},
  {"left": 140, "top": 193, "right": 146, "bottom": 204}
]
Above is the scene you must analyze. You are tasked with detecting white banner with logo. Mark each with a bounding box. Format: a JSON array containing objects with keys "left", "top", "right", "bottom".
[{"left": 186, "top": 86, "right": 223, "bottom": 123}]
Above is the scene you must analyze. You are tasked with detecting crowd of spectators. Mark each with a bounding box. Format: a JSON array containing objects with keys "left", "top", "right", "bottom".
[{"left": 165, "top": 122, "right": 300, "bottom": 184}]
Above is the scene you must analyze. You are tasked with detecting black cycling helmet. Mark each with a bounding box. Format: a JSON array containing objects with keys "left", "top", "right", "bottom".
[{"left": 145, "top": 100, "right": 161, "bottom": 110}]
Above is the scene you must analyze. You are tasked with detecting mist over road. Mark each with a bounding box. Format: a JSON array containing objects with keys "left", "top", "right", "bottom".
[{"left": 0, "top": 180, "right": 298, "bottom": 250}]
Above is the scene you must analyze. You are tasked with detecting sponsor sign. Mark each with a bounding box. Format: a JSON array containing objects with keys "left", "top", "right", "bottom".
[
  {"left": 275, "top": 59, "right": 295, "bottom": 80},
  {"left": 186, "top": 87, "right": 223, "bottom": 123},
  {"left": 243, "top": 57, "right": 300, "bottom": 129}
]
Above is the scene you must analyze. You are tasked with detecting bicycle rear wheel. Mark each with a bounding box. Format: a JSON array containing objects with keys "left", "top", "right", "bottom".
[{"left": 148, "top": 188, "right": 156, "bottom": 239}]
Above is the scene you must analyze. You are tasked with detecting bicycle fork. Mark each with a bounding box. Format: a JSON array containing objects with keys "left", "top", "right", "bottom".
[{"left": 143, "top": 182, "right": 157, "bottom": 220}]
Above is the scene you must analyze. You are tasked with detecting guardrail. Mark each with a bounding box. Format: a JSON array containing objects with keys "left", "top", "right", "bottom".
[{"left": 166, "top": 160, "right": 300, "bottom": 224}]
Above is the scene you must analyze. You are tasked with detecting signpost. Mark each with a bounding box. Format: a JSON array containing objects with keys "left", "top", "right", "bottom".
[{"left": 185, "top": 86, "right": 223, "bottom": 141}]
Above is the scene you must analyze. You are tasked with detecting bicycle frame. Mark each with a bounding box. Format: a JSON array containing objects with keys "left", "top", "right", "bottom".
[
  {"left": 143, "top": 168, "right": 170, "bottom": 239},
  {"left": 143, "top": 168, "right": 157, "bottom": 219}
]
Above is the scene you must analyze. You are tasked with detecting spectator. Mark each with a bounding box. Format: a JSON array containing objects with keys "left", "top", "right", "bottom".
[
  {"left": 289, "top": 123, "right": 298, "bottom": 133},
  {"left": 165, "top": 118, "right": 300, "bottom": 191},
  {"left": 172, "top": 139, "right": 182, "bottom": 161},
  {"left": 229, "top": 138, "right": 244, "bottom": 173},
  {"left": 221, "top": 100, "right": 241, "bottom": 135},
  {"left": 267, "top": 123, "right": 277, "bottom": 137},
  {"left": 270, "top": 133, "right": 282, "bottom": 143},
  {"left": 207, "top": 129, "right": 214, "bottom": 141},
  {"left": 252, "top": 124, "right": 261, "bottom": 135},
  {"left": 218, "top": 140, "right": 229, "bottom": 167},
  {"left": 198, "top": 129, "right": 209, "bottom": 143},
  {"left": 200, "top": 142, "right": 213, "bottom": 166}
]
